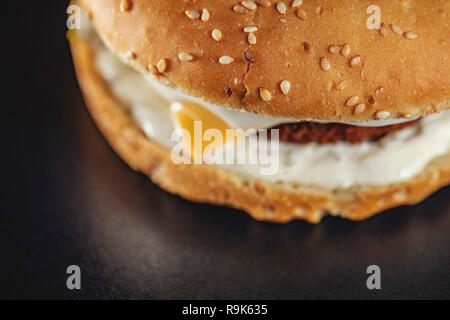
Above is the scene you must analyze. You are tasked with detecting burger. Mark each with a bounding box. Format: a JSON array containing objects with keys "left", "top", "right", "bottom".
[{"left": 69, "top": 0, "right": 450, "bottom": 223}]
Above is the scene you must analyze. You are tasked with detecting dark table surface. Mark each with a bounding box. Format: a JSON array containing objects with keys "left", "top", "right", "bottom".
[{"left": 2, "top": 1, "right": 449, "bottom": 299}]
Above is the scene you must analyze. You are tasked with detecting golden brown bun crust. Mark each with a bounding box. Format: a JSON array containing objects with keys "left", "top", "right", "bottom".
[
  {"left": 81, "top": 0, "right": 449, "bottom": 122},
  {"left": 71, "top": 34, "right": 450, "bottom": 223}
]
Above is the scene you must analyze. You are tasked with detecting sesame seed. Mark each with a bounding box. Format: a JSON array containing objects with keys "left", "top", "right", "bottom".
[
  {"left": 201, "top": 9, "right": 210, "bottom": 21},
  {"left": 404, "top": 113, "right": 414, "bottom": 120},
  {"left": 375, "top": 86, "right": 385, "bottom": 95},
  {"left": 244, "top": 26, "right": 258, "bottom": 32},
  {"left": 257, "top": 0, "right": 271, "bottom": 7},
  {"left": 125, "top": 51, "right": 137, "bottom": 59},
  {"left": 320, "top": 57, "right": 330, "bottom": 71},
  {"left": 376, "top": 111, "right": 390, "bottom": 119},
  {"left": 156, "top": 58, "right": 168, "bottom": 73},
  {"left": 327, "top": 81, "right": 334, "bottom": 92},
  {"left": 178, "top": 52, "right": 194, "bottom": 62},
  {"left": 248, "top": 32, "right": 257, "bottom": 45},
  {"left": 291, "top": 0, "right": 303, "bottom": 7},
  {"left": 147, "top": 65, "right": 158, "bottom": 76},
  {"left": 233, "top": 5, "right": 248, "bottom": 13},
  {"left": 354, "top": 104, "right": 366, "bottom": 114},
  {"left": 349, "top": 55, "right": 362, "bottom": 67},
  {"left": 296, "top": 9, "right": 307, "bottom": 20},
  {"left": 260, "top": 88, "right": 272, "bottom": 101},
  {"left": 212, "top": 29, "right": 223, "bottom": 41},
  {"left": 241, "top": 1, "right": 257, "bottom": 11},
  {"left": 219, "top": 56, "right": 234, "bottom": 65},
  {"left": 185, "top": 10, "right": 200, "bottom": 19},
  {"left": 120, "top": 0, "right": 132, "bottom": 12},
  {"left": 345, "top": 96, "right": 359, "bottom": 107},
  {"left": 337, "top": 80, "right": 348, "bottom": 90},
  {"left": 360, "top": 70, "right": 367, "bottom": 81},
  {"left": 280, "top": 80, "right": 291, "bottom": 95},
  {"left": 379, "top": 23, "right": 387, "bottom": 36},
  {"left": 329, "top": 45, "right": 341, "bottom": 53},
  {"left": 404, "top": 31, "right": 418, "bottom": 40},
  {"left": 341, "top": 44, "right": 350, "bottom": 57},
  {"left": 391, "top": 24, "right": 403, "bottom": 35},
  {"left": 315, "top": 6, "right": 323, "bottom": 15},
  {"left": 277, "top": 2, "right": 287, "bottom": 14}
]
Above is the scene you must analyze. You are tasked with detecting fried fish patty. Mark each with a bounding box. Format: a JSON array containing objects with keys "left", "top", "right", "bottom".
[{"left": 271, "top": 119, "right": 421, "bottom": 144}]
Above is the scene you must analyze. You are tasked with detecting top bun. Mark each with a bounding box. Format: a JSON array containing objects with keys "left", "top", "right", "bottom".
[{"left": 81, "top": 0, "right": 449, "bottom": 122}]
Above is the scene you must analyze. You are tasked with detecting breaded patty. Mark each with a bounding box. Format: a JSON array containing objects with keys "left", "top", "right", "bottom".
[{"left": 272, "top": 119, "right": 421, "bottom": 144}]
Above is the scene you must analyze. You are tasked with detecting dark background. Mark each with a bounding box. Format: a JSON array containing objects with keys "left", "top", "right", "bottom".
[{"left": 1, "top": 1, "right": 449, "bottom": 299}]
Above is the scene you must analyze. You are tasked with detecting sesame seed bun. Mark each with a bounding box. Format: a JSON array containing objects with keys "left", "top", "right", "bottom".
[
  {"left": 70, "top": 34, "right": 450, "bottom": 223},
  {"left": 81, "top": 0, "right": 449, "bottom": 122}
]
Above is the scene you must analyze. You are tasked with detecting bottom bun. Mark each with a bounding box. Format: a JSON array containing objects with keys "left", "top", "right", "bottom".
[{"left": 70, "top": 35, "right": 450, "bottom": 223}]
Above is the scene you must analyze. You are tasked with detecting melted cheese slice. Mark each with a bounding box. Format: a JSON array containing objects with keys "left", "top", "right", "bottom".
[{"left": 171, "top": 101, "right": 246, "bottom": 162}]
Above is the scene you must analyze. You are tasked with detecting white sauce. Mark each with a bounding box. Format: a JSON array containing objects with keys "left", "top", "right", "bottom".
[{"left": 94, "top": 43, "right": 450, "bottom": 189}]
